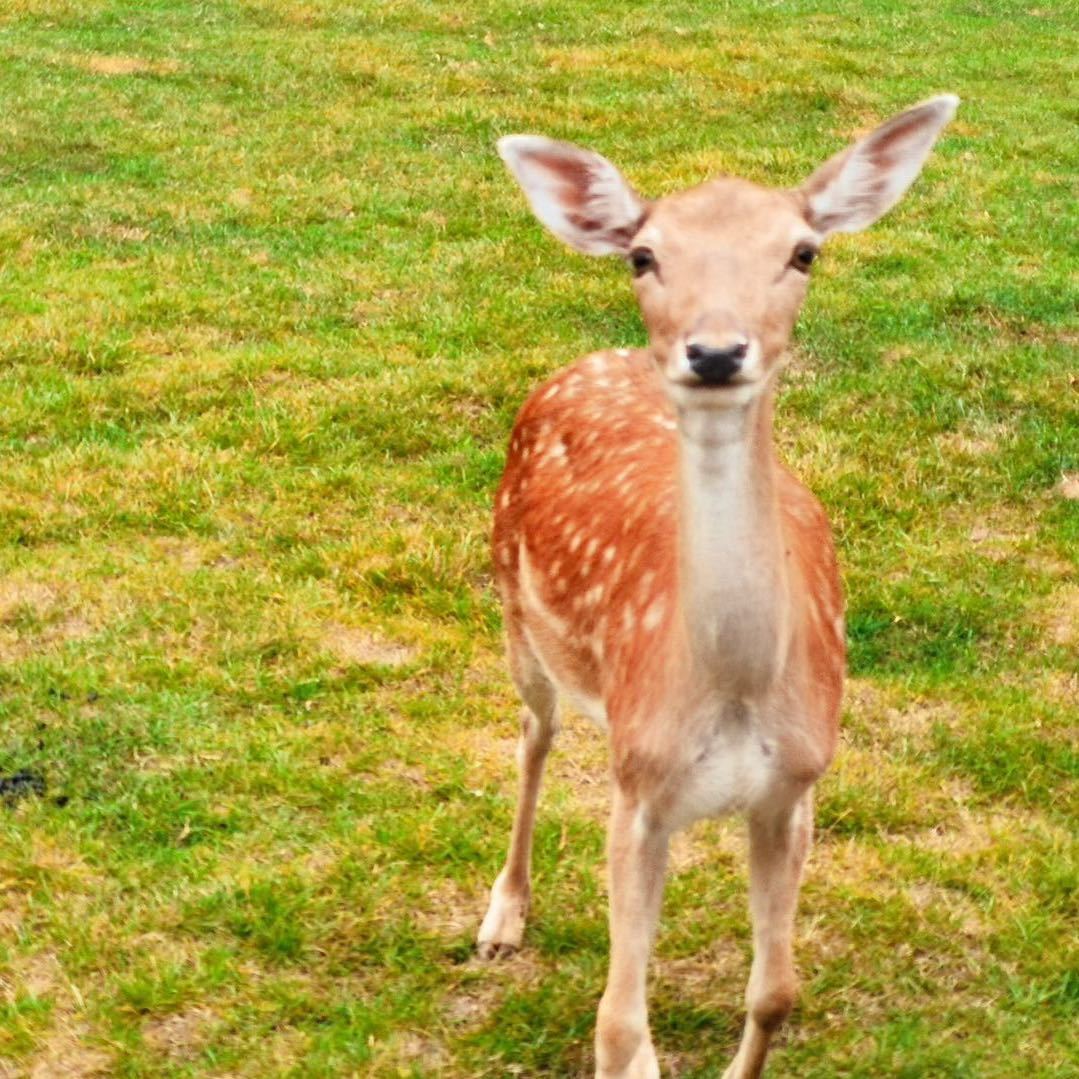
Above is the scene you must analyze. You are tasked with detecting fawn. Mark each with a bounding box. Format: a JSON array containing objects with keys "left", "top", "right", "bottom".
[{"left": 479, "top": 96, "right": 958, "bottom": 1078}]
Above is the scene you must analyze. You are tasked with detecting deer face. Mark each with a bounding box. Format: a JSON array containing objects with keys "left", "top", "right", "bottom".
[
  {"left": 626, "top": 179, "right": 817, "bottom": 405},
  {"left": 498, "top": 96, "right": 957, "bottom": 411}
]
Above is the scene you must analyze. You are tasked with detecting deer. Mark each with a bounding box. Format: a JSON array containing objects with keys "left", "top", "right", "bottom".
[{"left": 476, "top": 96, "right": 958, "bottom": 1078}]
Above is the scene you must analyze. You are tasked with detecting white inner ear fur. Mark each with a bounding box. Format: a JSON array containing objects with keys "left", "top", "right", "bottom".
[
  {"left": 805, "top": 94, "right": 959, "bottom": 235},
  {"left": 497, "top": 135, "right": 645, "bottom": 256}
]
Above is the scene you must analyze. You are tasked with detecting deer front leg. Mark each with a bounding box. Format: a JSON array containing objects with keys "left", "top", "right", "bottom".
[
  {"left": 595, "top": 787, "right": 670, "bottom": 1079},
  {"left": 723, "top": 789, "right": 814, "bottom": 1079},
  {"left": 478, "top": 652, "right": 559, "bottom": 959}
]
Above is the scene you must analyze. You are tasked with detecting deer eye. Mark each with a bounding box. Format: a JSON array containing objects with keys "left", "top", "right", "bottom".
[
  {"left": 629, "top": 247, "right": 657, "bottom": 277},
  {"left": 792, "top": 243, "right": 818, "bottom": 272}
]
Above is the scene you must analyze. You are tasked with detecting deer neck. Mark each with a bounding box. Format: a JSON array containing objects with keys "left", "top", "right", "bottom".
[{"left": 673, "top": 387, "right": 790, "bottom": 696}]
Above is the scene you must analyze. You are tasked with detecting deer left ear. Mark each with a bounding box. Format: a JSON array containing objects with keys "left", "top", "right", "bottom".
[
  {"left": 801, "top": 95, "right": 959, "bottom": 235},
  {"left": 497, "top": 135, "right": 647, "bottom": 256}
]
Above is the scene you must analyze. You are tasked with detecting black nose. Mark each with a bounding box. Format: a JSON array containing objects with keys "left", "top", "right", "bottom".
[{"left": 686, "top": 341, "right": 748, "bottom": 385}]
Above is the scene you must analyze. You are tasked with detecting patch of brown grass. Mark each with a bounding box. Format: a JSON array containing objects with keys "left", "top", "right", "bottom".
[
  {"left": 1040, "top": 670, "right": 1077, "bottom": 706},
  {"left": 28, "top": 1024, "right": 111, "bottom": 1079},
  {"left": 938, "top": 423, "right": 1010, "bottom": 457},
  {"left": 370, "top": 1030, "right": 450, "bottom": 1073},
  {"left": 0, "top": 576, "right": 93, "bottom": 663},
  {"left": 142, "top": 1006, "right": 215, "bottom": 1061},
  {"left": 414, "top": 877, "right": 486, "bottom": 940},
  {"left": 77, "top": 54, "right": 181, "bottom": 77},
  {"left": 321, "top": 623, "right": 417, "bottom": 666},
  {"left": 2, "top": 952, "right": 111, "bottom": 1078},
  {"left": 1043, "top": 583, "right": 1078, "bottom": 646}
]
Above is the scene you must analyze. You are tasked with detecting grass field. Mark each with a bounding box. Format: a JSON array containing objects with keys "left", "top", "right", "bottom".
[{"left": 0, "top": 1, "right": 1076, "bottom": 1076}]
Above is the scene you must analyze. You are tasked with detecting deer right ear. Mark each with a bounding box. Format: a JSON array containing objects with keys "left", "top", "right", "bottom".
[{"left": 497, "top": 136, "right": 647, "bottom": 256}]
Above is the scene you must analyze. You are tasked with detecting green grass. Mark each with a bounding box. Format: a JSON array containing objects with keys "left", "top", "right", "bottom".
[{"left": 0, "top": 1, "right": 1076, "bottom": 1075}]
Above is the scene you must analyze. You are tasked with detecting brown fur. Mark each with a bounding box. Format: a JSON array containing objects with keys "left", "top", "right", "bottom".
[{"left": 493, "top": 349, "right": 843, "bottom": 794}]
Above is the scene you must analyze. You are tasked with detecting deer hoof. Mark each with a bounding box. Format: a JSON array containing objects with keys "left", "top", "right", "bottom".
[{"left": 476, "top": 938, "right": 519, "bottom": 961}]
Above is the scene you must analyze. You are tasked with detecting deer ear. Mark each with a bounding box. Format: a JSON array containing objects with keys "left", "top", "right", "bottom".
[
  {"left": 801, "top": 95, "right": 959, "bottom": 235},
  {"left": 497, "top": 135, "right": 647, "bottom": 255}
]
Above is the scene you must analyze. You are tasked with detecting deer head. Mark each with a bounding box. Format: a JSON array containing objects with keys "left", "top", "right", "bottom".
[{"left": 498, "top": 96, "right": 958, "bottom": 413}]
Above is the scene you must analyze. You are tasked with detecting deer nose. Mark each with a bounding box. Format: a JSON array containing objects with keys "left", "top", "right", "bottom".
[{"left": 685, "top": 339, "right": 748, "bottom": 385}]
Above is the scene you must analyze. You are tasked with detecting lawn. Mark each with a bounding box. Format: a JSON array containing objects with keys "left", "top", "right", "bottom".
[{"left": 0, "top": 1, "right": 1075, "bottom": 1076}]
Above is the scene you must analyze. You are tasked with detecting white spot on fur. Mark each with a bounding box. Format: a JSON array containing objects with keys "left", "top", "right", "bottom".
[
  {"left": 541, "top": 383, "right": 561, "bottom": 401},
  {"left": 616, "top": 348, "right": 630, "bottom": 358},
  {"left": 603, "top": 545, "right": 616, "bottom": 564},
  {"left": 642, "top": 597, "right": 665, "bottom": 631}
]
